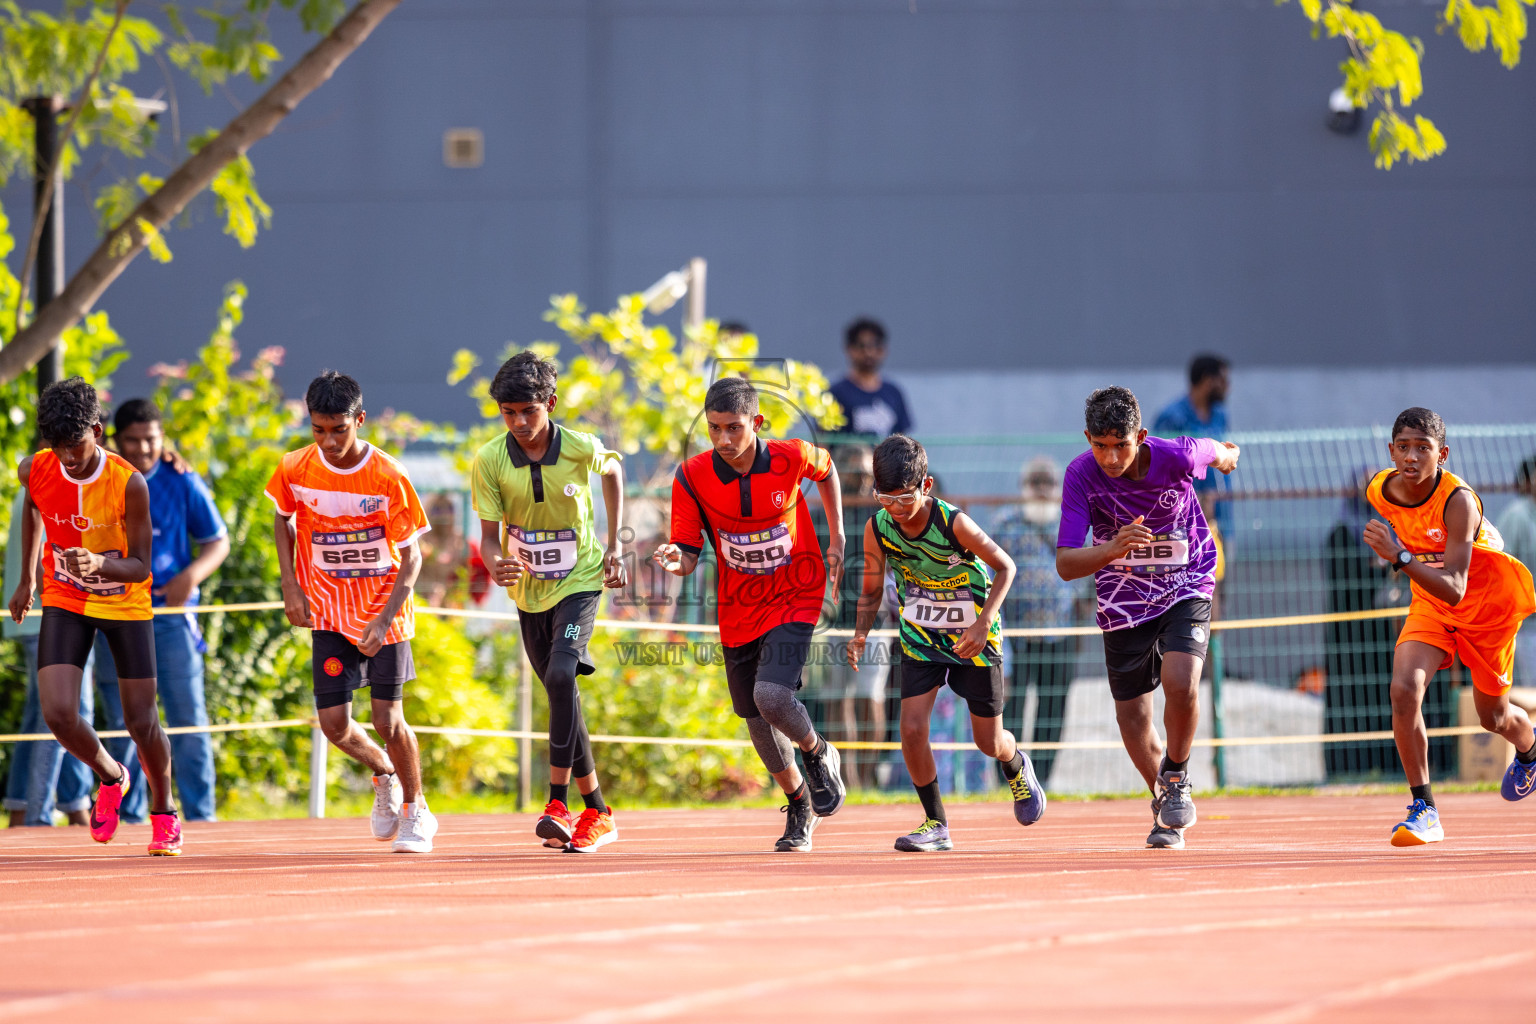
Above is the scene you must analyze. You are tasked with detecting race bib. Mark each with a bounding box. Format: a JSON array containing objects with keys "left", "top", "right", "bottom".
[
  {"left": 311, "top": 526, "right": 393, "bottom": 579},
  {"left": 51, "top": 544, "right": 125, "bottom": 596},
  {"left": 1106, "top": 529, "right": 1190, "bottom": 575},
  {"left": 719, "top": 523, "right": 792, "bottom": 575},
  {"left": 509, "top": 525, "right": 579, "bottom": 580},
  {"left": 901, "top": 584, "right": 977, "bottom": 634}
]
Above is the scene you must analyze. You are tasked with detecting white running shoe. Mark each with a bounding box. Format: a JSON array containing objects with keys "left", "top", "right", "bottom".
[
  {"left": 371, "top": 773, "right": 403, "bottom": 841},
  {"left": 392, "top": 802, "right": 438, "bottom": 854}
]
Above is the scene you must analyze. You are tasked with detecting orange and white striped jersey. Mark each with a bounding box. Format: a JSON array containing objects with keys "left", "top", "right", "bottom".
[
  {"left": 264, "top": 443, "right": 430, "bottom": 645},
  {"left": 26, "top": 448, "right": 151, "bottom": 621}
]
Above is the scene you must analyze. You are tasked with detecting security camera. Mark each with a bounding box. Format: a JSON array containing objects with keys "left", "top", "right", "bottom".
[{"left": 1327, "top": 87, "right": 1361, "bottom": 135}]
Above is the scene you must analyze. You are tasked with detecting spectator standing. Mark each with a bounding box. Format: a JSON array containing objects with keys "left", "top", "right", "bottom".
[
  {"left": 94, "top": 400, "right": 230, "bottom": 822},
  {"left": 3, "top": 490, "right": 93, "bottom": 827},
  {"left": 1153, "top": 354, "right": 1233, "bottom": 534},
  {"left": 830, "top": 318, "right": 912, "bottom": 440},
  {"left": 992, "top": 456, "right": 1087, "bottom": 788},
  {"left": 1498, "top": 456, "right": 1536, "bottom": 684}
]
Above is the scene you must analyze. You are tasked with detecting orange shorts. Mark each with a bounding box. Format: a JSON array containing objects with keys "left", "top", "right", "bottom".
[{"left": 1398, "top": 610, "right": 1518, "bottom": 696}]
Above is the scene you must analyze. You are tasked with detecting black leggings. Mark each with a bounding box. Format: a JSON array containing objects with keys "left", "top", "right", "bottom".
[{"left": 532, "top": 649, "right": 595, "bottom": 779}]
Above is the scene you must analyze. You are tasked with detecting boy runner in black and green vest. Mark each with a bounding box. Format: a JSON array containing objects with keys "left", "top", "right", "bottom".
[
  {"left": 472, "top": 352, "right": 627, "bottom": 853},
  {"left": 848, "top": 434, "right": 1045, "bottom": 851}
]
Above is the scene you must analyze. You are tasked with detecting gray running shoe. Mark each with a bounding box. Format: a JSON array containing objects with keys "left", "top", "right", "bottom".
[
  {"left": 774, "top": 799, "right": 819, "bottom": 852},
  {"left": 802, "top": 741, "right": 846, "bottom": 817},
  {"left": 1154, "top": 769, "right": 1196, "bottom": 829},
  {"left": 1147, "top": 822, "right": 1185, "bottom": 849},
  {"left": 895, "top": 818, "right": 953, "bottom": 852},
  {"left": 370, "top": 773, "right": 403, "bottom": 841},
  {"left": 392, "top": 802, "right": 438, "bottom": 854}
]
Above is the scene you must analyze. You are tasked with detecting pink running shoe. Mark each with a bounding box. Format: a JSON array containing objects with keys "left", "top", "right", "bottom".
[
  {"left": 148, "top": 812, "right": 183, "bottom": 857},
  {"left": 89, "top": 764, "right": 130, "bottom": 844}
]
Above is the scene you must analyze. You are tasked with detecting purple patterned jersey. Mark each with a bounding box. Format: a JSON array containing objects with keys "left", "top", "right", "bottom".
[{"left": 1057, "top": 435, "right": 1223, "bottom": 631}]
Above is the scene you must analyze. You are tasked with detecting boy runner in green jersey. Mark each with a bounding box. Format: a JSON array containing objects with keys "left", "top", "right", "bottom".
[
  {"left": 471, "top": 352, "right": 627, "bottom": 853},
  {"left": 849, "top": 435, "right": 1046, "bottom": 851}
]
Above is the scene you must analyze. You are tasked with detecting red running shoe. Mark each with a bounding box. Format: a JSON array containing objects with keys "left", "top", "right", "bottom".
[
  {"left": 89, "top": 763, "right": 130, "bottom": 844},
  {"left": 564, "top": 807, "right": 618, "bottom": 853},
  {"left": 148, "top": 811, "right": 182, "bottom": 857},
  {"left": 536, "top": 799, "right": 577, "bottom": 849}
]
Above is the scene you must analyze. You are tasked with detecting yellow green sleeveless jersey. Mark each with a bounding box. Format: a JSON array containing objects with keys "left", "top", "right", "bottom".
[
  {"left": 871, "top": 497, "right": 1002, "bottom": 666},
  {"left": 470, "top": 425, "right": 620, "bottom": 614}
]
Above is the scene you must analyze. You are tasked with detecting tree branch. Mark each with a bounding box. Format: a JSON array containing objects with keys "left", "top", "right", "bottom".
[
  {"left": 13, "top": 0, "right": 131, "bottom": 339},
  {"left": 0, "top": 0, "right": 403, "bottom": 386}
]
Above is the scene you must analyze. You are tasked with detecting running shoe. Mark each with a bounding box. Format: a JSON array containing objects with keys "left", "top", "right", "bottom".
[
  {"left": 536, "top": 799, "right": 578, "bottom": 849},
  {"left": 148, "top": 811, "right": 182, "bottom": 856},
  {"left": 370, "top": 773, "right": 403, "bottom": 841},
  {"left": 564, "top": 806, "right": 618, "bottom": 853},
  {"left": 392, "top": 802, "right": 438, "bottom": 854},
  {"left": 1390, "top": 799, "right": 1444, "bottom": 847},
  {"left": 775, "top": 799, "right": 819, "bottom": 852},
  {"left": 1003, "top": 752, "right": 1047, "bottom": 826},
  {"left": 1154, "top": 769, "right": 1196, "bottom": 830},
  {"left": 801, "top": 741, "right": 846, "bottom": 817},
  {"left": 1501, "top": 756, "right": 1536, "bottom": 801},
  {"left": 1146, "top": 823, "right": 1185, "bottom": 850},
  {"left": 895, "top": 818, "right": 953, "bottom": 852},
  {"left": 89, "top": 763, "right": 131, "bottom": 844}
]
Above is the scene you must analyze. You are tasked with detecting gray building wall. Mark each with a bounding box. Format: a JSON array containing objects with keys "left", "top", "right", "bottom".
[{"left": 7, "top": 0, "right": 1533, "bottom": 424}]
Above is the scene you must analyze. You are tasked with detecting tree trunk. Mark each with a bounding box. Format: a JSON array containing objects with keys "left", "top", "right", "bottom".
[{"left": 0, "top": 0, "right": 402, "bottom": 386}]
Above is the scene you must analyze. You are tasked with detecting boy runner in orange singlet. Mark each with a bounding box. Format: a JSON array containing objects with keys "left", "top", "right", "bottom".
[
  {"left": 267, "top": 372, "right": 436, "bottom": 853},
  {"left": 7, "top": 378, "right": 181, "bottom": 855},
  {"left": 1364, "top": 407, "right": 1536, "bottom": 846}
]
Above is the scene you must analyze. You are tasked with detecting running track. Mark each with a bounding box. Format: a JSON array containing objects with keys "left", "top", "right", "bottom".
[{"left": 3, "top": 793, "right": 1535, "bottom": 1022}]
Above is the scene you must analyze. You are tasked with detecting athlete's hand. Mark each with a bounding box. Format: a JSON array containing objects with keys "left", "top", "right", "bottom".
[
  {"left": 1362, "top": 519, "right": 1401, "bottom": 561},
  {"left": 492, "top": 554, "right": 528, "bottom": 587},
  {"left": 158, "top": 570, "right": 196, "bottom": 609},
  {"left": 825, "top": 536, "right": 846, "bottom": 611},
  {"left": 62, "top": 547, "right": 103, "bottom": 578},
  {"left": 603, "top": 542, "right": 627, "bottom": 589},
  {"left": 8, "top": 582, "right": 33, "bottom": 625},
  {"left": 953, "top": 620, "right": 990, "bottom": 660},
  {"left": 1105, "top": 517, "right": 1153, "bottom": 559},
  {"left": 846, "top": 632, "right": 867, "bottom": 671},
  {"left": 652, "top": 543, "right": 687, "bottom": 577},
  {"left": 1214, "top": 441, "right": 1241, "bottom": 475},
  {"left": 282, "top": 582, "right": 313, "bottom": 628},
  {"left": 358, "top": 616, "right": 389, "bottom": 658}
]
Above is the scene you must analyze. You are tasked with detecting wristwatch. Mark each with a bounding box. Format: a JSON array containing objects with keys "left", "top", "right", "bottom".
[{"left": 1391, "top": 549, "right": 1413, "bottom": 572}]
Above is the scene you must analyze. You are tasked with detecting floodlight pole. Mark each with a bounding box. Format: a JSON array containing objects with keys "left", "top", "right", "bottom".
[
  {"left": 684, "top": 257, "right": 706, "bottom": 335},
  {"left": 641, "top": 258, "right": 707, "bottom": 334},
  {"left": 22, "top": 96, "right": 66, "bottom": 394}
]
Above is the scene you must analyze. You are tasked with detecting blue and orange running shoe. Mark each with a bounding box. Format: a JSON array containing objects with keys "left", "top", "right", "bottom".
[
  {"left": 1501, "top": 756, "right": 1536, "bottom": 802},
  {"left": 1390, "top": 799, "right": 1444, "bottom": 847},
  {"left": 89, "top": 763, "right": 130, "bottom": 844},
  {"left": 148, "top": 811, "right": 183, "bottom": 856}
]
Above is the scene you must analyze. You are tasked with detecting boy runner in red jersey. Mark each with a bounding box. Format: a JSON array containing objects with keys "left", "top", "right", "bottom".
[
  {"left": 654, "top": 378, "right": 847, "bottom": 852},
  {"left": 267, "top": 372, "right": 436, "bottom": 853},
  {"left": 1362, "top": 407, "right": 1536, "bottom": 847},
  {"left": 7, "top": 378, "right": 181, "bottom": 855}
]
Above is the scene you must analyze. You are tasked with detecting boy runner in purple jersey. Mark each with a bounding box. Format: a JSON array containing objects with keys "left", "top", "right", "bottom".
[{"left": 1055, "top": 387, "right": 1240, "bottom": 849}]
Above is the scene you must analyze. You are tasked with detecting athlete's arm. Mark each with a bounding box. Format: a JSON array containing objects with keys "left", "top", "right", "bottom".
[
  {"left": 359, "top": 540, "right": 421, "bottom": 657},
  {"left": 1056, "top": 517, "right": 1153, "bottom": 581},
  {"left": 814, "top": 462, "right": 845, "bottom": 613},
  {"left": 952, "top": 513, "right": 1015, "bottom": 660},
  {"left": 478, "top": 519, "right": 529, "bottom": 588},
  {"left": 8, "top": 457, "right": 39, "bottom": 624},
  {"left": 600, "top": 459, "right": 627, "bottom": 589},
  {"left": 1363, "top": 489, "right": 1477, "bottom": 606},
  {"left": 273, "top": 511, "right": 312, "bottom": 628},
  {"left": 652, "top": 543, "right": 699, "bottom": 577},
  {"left": 65, "top": 473, "right": 152, "bottom": 583},
  {"left": 848, "top": 517, "right": 886, "bottom": 670}
]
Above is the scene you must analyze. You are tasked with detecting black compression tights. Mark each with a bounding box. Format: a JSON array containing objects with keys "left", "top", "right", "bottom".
[{"left": 541, "top": 651, "right": 595, "bottom": 778}]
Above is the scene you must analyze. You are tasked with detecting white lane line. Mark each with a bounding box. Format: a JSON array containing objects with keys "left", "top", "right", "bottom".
[{"left": 1243, "top": 949, "right": 1536, "bottom": 1023}]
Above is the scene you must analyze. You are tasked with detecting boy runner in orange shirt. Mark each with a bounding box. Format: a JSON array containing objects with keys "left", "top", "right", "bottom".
[
  {"left": 267, "top": 372, "right": 436, "bottom": 853},
  {"left": 7, "top": 378, "right": 181, "bottom": 855},
  {"left": 1364, "top": 407, "right": 1536, "bottom": 846}
]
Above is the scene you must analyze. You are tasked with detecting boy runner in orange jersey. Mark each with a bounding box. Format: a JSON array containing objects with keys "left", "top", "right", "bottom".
[
  {"left": 7, "top": 378, "right": 181, "bottom": 855},
  {"left": 1364, "top": 407, "right": 1536, "bottom": 847},
  {"left": 268, "top": 372, "right": 436, "bottom": 853}
]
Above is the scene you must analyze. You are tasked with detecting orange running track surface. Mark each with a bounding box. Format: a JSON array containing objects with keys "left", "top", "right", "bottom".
[{"left": 3, "top": 793, "right": 1536, "bottom": 1023}]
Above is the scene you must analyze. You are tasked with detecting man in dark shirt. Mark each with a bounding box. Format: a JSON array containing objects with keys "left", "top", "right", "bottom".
[{"left": 830, "top": 318, "right": 913, "bottom": 439}]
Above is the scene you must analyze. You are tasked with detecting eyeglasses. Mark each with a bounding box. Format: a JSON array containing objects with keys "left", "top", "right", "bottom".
[{"left": 874, "top": 488, "right": 922, "bottom": 508}]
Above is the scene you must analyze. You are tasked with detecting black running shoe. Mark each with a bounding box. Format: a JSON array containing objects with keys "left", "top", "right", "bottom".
[
  {"left": 775, "top": 799, "right": 819, "bottom": 852},
  {"left": 801, "top": 741, "right": 846, "bottom": 817}
]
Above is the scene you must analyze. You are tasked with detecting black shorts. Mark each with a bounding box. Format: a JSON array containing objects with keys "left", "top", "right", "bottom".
[
  {"left": 1102, "top": 598, "right": 1211, "bottom": 702},
  {"left": 899, "top": 658, "right": 1006, "bottom": 718},
  {"left": 519, "top": 590, "right": 601, "bottom": 680},
  {"left": 38, "top": 606, "right": 156, "bottom": 678},
  {"left": 721, "top": 621, "right": 815, "bottom": 719},
  {"left": 312, "top": 630, "right": 414, "bottom": 710}
]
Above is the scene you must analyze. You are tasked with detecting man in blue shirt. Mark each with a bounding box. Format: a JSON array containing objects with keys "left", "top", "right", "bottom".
[
  {"left": 1154, "top": 354, "right": 1232, "bottom": 538},
  {"left": 830, "top": 318, "right": 913, "bottom": 439},
  {"left": 96, "top": 399, "right": 230, "bottom": 822}
]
